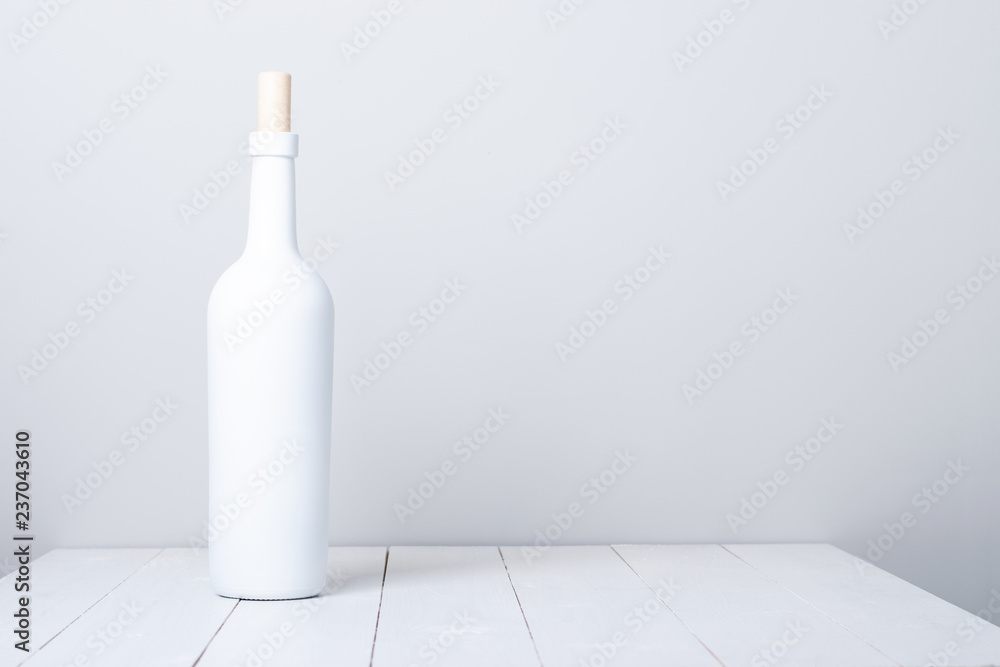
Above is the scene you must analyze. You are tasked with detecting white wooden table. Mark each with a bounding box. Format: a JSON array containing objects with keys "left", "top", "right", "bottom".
[{"left": 5, "top": 545, "right": 1000, "bottom": 666}]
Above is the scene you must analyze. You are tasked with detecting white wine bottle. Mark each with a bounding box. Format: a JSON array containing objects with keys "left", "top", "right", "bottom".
[{"left": 207, "top": 72, "right": 334, "bottom": 600}]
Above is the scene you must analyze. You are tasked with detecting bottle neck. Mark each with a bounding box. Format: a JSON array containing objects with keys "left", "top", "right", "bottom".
[{"left": 243, "top": 132, "right": 300, "bottom": 260}]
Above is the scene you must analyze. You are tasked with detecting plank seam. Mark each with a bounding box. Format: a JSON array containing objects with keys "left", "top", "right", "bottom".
[
  {"left": 498, "top": 547, "right": 545, "bottom": 667},
  {"left": 719, "top": 544, "right": 905, "bottom": 667},
  {"left": 367, "top": 546, "right": 390, "bottom": 667},
  {"left": 610, "top": 545, "right": 727, "bottom": 667},
  {"left": 20, "top": 548, "right": 166, "bottom": 666},
  {"left": 191, "top": 599, "right": 241, "bottom": 666}
]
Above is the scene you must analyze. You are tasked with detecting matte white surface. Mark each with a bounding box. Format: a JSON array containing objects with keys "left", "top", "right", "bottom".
[
  {"left": 207, "top": 131, "right": 335, "bottom": 599},
  {"left": 500, "top": 545, "right": 721, "bottom": 666},
  {"left": 1, "top": 0, "right": 998, "bottom": 616},
  {"left": 0, "top": 548, "right": 161, "bottom": 666},
  {"left": 196, "top": 547, "right": 386, "bottom": 667},
  {"left": 614, "top": 544, "right": 897, "bottom": 666},
  {"left": 371, "top": 546, "right": 539, "bottom": 667},
  {"left": 725, "top": 543, "right": 1000, "bottom": 666},
  {"left": 16, "top": 548, "right": 236, "bottom": 666},
  {"left": 7, "top": 544, "right": 1000, "bottom": 666}
]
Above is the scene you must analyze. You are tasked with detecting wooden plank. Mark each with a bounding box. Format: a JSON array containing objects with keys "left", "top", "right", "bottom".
[
  {"left": 1, "top": 548, "right": 161, "bottom": 666},
  {"left": 724, "top": 543, "right": 1000, "bottom": 666},
  {"left": 195, "top": 547, "right": 387, "bottom": 667},
  {"left": 501, "top": 545, "right": 722, "bottom": 667},
  {"left": 12, "top": 544, "right": 996, "bottom": 666},
  {"left": 371, "top": 546, "right": 539, "bottom": 667},
  {"left": 614, "top": 544, "right": 899, "bottom": 667},
  {"left": 21, "top": 548, "right": 235, "bottom": 666}
]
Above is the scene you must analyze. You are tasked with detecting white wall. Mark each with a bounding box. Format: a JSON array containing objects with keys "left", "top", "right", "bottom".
[{"left": 2, "top": 0, "right": 998, "bottom": 618}]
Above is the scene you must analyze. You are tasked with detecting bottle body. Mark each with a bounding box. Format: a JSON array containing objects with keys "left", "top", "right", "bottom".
[{"left": 207, "top": 131, "right": 333, "bottom": 599}]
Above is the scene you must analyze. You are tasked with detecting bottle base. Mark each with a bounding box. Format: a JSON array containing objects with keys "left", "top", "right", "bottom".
[{"left": 213, "top": 585, "right": 323, "bottom": 601}]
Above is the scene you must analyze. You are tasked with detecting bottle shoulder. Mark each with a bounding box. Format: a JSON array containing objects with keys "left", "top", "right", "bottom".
[{"left": 209, "top": 253, "right": 333, "bottom": 310}]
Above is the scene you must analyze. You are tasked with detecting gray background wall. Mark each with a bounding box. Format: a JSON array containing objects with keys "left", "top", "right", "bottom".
[{"left": 2, "top": 0, "right": 998, "bottom": 619}]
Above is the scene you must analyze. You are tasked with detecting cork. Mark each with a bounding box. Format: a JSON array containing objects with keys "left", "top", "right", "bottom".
[{"left": 258, "top": 72, "right": 291, "bottom": 132}]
